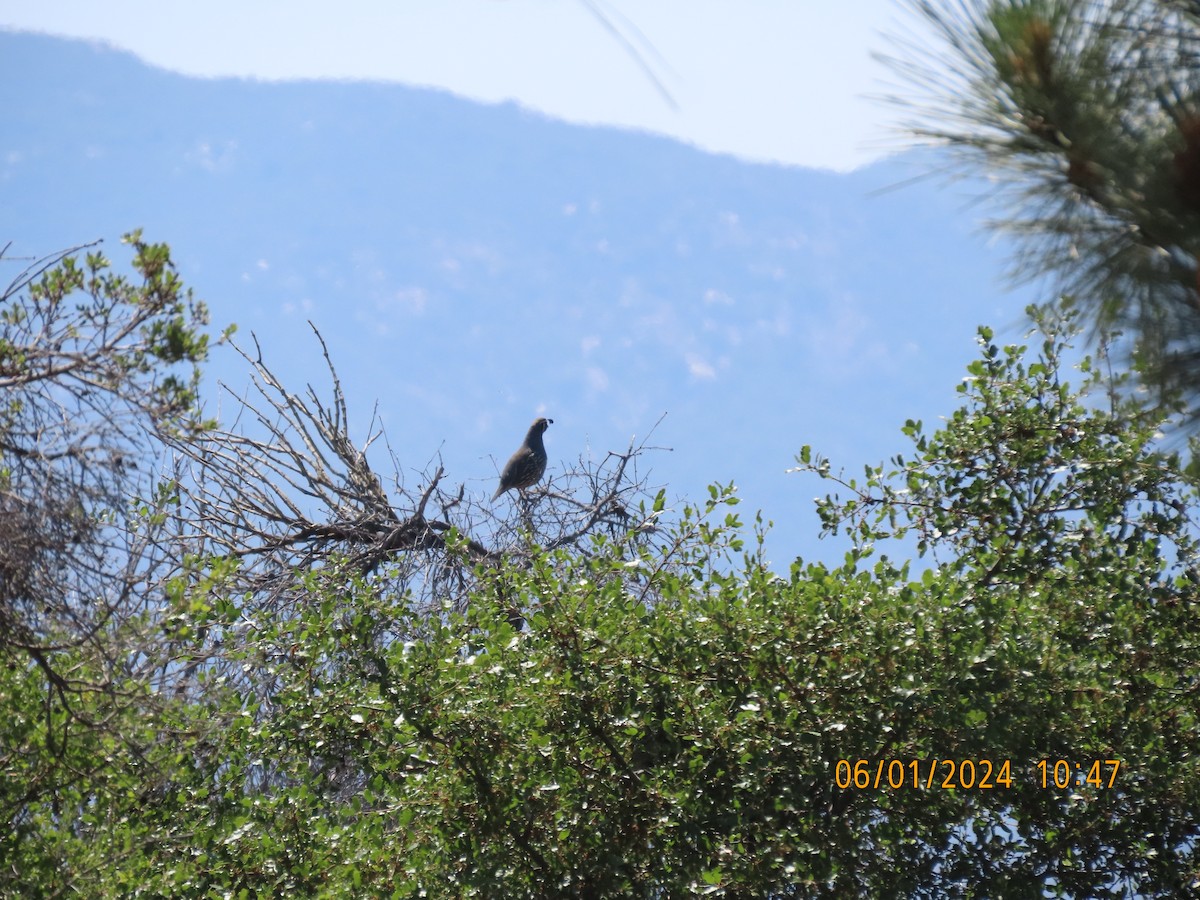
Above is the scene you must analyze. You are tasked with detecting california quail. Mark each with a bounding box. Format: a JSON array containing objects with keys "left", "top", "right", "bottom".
[{"left": 492, "top": 417, "right": 553, "bottom": 500}]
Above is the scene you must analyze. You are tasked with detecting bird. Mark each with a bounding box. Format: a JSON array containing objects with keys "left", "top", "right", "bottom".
[{"left": 492, "top": 417, "right": 553, "bottom": 501}]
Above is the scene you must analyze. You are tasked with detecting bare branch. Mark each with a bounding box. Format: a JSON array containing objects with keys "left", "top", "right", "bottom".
[{"left": 160, "top": 325, "right": 667, "bottom": 640}]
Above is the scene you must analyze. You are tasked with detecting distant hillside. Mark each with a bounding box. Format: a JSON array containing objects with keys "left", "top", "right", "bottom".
[{"left": 0, "top": 29, "right": 1034, "bottom": 565}]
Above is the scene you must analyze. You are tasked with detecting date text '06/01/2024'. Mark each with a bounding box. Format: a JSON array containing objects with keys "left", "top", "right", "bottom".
[{"left": 835, "top": 759, "right": 1122, "bottom": 790}]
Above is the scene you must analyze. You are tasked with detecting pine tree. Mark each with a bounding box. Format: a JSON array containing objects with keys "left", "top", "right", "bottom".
[{"left": 891, "top": 0, "right": 1200, "bottom": 415}]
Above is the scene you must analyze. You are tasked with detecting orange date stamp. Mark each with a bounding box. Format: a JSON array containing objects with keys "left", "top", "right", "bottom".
[{"left": 835, "top": 758, "right": 1121, "bottom": 790}]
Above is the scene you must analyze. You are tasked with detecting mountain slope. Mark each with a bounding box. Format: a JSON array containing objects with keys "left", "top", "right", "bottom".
[{"left": 0, "top": 30, "right": 1032, "bottom": 563}]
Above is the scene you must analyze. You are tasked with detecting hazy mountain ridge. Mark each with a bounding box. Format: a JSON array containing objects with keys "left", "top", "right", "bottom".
[{"left": 1, "top": 29, "right": 1031, "bottom": 562}]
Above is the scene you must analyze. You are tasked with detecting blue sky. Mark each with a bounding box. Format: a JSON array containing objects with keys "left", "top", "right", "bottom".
[{"left": 1, "top": 0, "right": 916, "bottom": 172}]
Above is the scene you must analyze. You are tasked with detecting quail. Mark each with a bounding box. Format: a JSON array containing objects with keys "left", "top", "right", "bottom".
[{"left": 492, "top": 417, "right": 553, "bottom": 500}]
